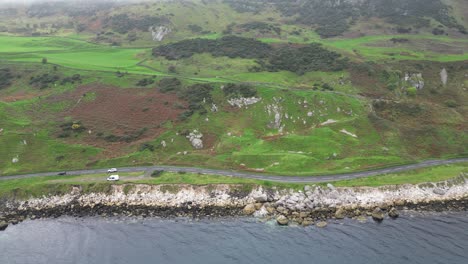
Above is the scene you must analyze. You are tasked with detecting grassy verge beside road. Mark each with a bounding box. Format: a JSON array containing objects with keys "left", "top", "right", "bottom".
[{"left": 1, "top": 163, "right": 465, "bottom": 199}]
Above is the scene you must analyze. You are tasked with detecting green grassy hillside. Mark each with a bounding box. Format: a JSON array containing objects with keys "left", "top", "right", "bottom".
[{"left": 0, "top": 0, "right": 466, "bottom": 177}]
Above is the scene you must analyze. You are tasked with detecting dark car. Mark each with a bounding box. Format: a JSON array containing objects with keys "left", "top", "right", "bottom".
[{"left": 57, "top": 172, "right": 67, "bottom": 175}]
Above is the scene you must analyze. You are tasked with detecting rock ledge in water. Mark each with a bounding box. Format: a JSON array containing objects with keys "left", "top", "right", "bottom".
[
  {"left": 316, "top": 221, "right": 328, "bottom": 228},
  {"left": 276, "top": 215, "right": 289, "bottom": 226},
  {"left": 372, "top": 208, "right": 385, "bottom": 221},
  {"left": 0, "top": 221, "right": 8, "bottom": 231}
]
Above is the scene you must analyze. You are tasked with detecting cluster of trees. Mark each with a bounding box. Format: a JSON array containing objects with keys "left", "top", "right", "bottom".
[
  {"left": 153, "top": 37, "right": 346, "bottom": 75},
  {"left": 153, "top": 36, "right": 272, "bottom": 60},
  {"left": 0, "top": 68, "right": 13, "bottom": 89},
  {"left": 105, "top": 14, "right": 170, "bottom": 34}
]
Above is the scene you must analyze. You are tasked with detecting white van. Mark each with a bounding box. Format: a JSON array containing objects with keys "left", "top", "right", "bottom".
[{"left": 107, "top": 175, "right": 120, "bottom": 181}]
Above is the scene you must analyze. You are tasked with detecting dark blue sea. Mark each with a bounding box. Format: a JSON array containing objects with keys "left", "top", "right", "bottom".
[{"left": 1, "top": 211, "right": 467, "bottom": 264}]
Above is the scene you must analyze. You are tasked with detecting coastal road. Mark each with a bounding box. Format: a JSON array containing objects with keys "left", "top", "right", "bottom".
[{"left": 0, "top": 158, "right": 467, "bottom": 183}]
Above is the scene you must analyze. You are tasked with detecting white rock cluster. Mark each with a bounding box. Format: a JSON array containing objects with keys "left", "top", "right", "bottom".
[
  {"left": 151, "top": 26, "right": 171, "bottom": 41},
  {"left": 404, "top": 72, "right": 425, "bottom": 90},
  {"left": 228, "top": 97, "right": 261, "bottom": 108},
  {"left": 266, "top": 102, "right": 284, "bottom": 132},
  {"left": 187, "top": 130, "right": 203, "bottom": 149}
]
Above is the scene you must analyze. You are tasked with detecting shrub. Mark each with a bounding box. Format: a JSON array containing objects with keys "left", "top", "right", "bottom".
[
  {"left": 444, "top": 100, "right": 457, "bottom": 108},
  {"left": 136, "top": 78, "right": 155, "bottom": 86},
  {"left": 0, "top": 68, "right": 13, "bottom": 89},
  {"left": 29, "top": 73, "right": 60, "bottom": 89},
  {"left": 151, "top": 170, "right": 164, "bottom": 177},
  {"left": 158, "top": 78, "right": 182, "bottom": 93},
  {"left": 61, "top": 74, "right": 82, "bottom": 85},
  {"left": 58, "top": 121, "right": 86, "bottom": 138},
  {"left": 223, "top": 83, "right": 257, "bottom": 97},
  {"left": 406, "top": 87, "right": 417, "bottom": 96},
  {"left": 181, "top": 83, "right": 214, "bottom": 107},
  {"left": 140, "top": 143, "right": 155, "bottom": 152},
  {"left": 187, "top": 24, "right": 203, "bottom": 33},
  {"left": 168, "top": 65, "right": 177, "bottom": 73}
]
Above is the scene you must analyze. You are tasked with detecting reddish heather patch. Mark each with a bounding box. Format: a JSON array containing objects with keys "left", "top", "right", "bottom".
[
  {"left": 1, "top": 93, "right": 37, "bottom": 102},
  {"left": 49, "top": 85, "right": 187, "bottom": 155}
]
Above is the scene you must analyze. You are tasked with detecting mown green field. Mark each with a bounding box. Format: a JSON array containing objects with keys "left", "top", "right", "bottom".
[{"left": 1, "top": 33, "right": 467, "bottom": 79}]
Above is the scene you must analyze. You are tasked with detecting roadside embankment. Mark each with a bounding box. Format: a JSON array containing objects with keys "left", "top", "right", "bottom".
[{"left": 0, "top": 174, "right": 467, "bottom": 230}]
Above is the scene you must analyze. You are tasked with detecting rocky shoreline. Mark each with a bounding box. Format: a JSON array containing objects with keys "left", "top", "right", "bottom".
[{"left": 1, "top": 174, "right": 467, "bottom": 230}]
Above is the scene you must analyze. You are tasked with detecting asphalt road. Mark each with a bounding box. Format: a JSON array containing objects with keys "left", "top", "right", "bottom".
[{"left": 1, "top": 158, "right": 467, "bottom": 183}]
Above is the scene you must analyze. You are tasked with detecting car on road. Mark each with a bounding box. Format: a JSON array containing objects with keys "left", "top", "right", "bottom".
[
  {"left": 107, "top": 168, "right": 118, "bottom": 173},
  {"left": 57, "top": 172, "right": 67, "bottom": 175},
  {"left": 107, "top": 175, "right": 120, "bottom": 181}
]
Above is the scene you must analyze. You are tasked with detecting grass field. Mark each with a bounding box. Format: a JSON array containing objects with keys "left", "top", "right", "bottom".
[{"left": 0, "top": 27, "right": 466, "bottom": 178}]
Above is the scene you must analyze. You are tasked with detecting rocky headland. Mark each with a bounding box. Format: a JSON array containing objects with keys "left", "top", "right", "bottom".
[{"left": 1, "top": 174, "right": 467, "bottom": 231}]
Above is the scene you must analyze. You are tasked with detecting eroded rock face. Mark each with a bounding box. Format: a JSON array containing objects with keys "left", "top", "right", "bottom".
[
  {"left": 2, "top": 174, "right": 467, "bottom": 226},
  {"left": 151, "top": 26, "right": 171, "bottom": 41}
]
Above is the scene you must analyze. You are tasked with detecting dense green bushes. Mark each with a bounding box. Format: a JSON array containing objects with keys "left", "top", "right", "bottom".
[
  {"left": 158, "top": 78, "right": 182, "bottom": 93},
  {"left": 29, "top": 73, "right": 60, "bottom": 89},
  {"left": 29, "top": 73, "right": 82, "bottom": 89},
  {"left": 238, "top": 22, "right": 281, "bottom": 35},
  {"left": 60, "top": 74, "right": 82, "bottom": 85},
  {"left": 267, "top": 43, "right": 348, "bottom": 74},
  {"left": 152, "top": 36, "right": 272, "bottom": 60},
  {"left": 181, "top": 84, "right": 214, "bottom": 111},
  {"left": 153, "top": 37, "right": 347, "bottom": 74}
]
